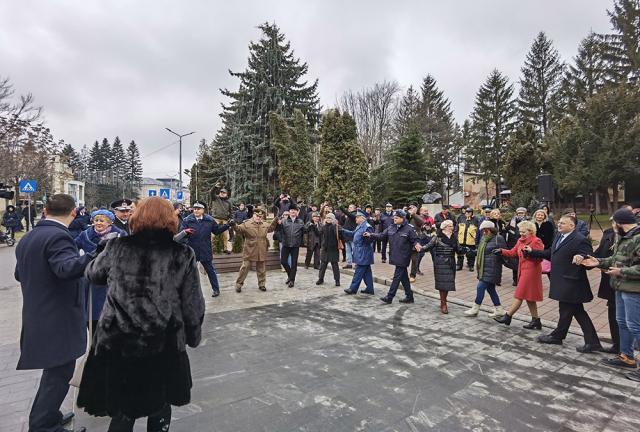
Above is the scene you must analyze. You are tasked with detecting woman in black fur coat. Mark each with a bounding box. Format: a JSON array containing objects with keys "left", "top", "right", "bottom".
[{"left": 77, "top": 197, "right": 205, "bottom": 432}]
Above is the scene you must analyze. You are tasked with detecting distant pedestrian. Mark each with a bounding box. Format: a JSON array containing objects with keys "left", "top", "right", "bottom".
[
  {"left": 77, "top": 197, "right": 205, "bottom": 432},
  {"left": 456, "top": 207, "right": 478, "bottom": 272},
  {"left": 316, "top": 213, "right": 342, "bottom": 287},
  {"left": 210, "top": 183, "right": 233, "bottom": 254},
  {"left": 2, "top": 204, "right": 21, "bottom": 239},
  {"left": 277, "top": 204, "right": 306, "bottom": 287},
  {"left": 379, "top": 203, "right": 394, "bottom": 263},
  {"left": 341, "top": 211, "right": 375, "bottom": 295},
  {"left": 15, "top": 194, "right": 93, "bottom": 432},
  {"left": 305, "top": 212, "right": 321, "bottom": 269},
  {"left": 591, "top": 222, "right": 619, "bottom": 354}
]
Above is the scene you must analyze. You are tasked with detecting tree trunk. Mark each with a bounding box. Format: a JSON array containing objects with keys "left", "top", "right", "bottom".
[
  {"left": 612, "top": 182, "right": 619, "bottom": 209},
  {"left": 594, "top": 190, "right": 601, "bottom": 214},
  {"left": 605, "top": 188, "right": 613, "bottom": 215}
]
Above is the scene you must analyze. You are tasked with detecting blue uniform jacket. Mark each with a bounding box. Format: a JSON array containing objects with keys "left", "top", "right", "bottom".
[
  {"left": 180, "top": 213, "right": 229, "bottom": 262},
  {"left": 14, "top": 220, "right": 93, "bottom": 369},
  {"left": 75, "top": 226, "right": 127, "bottom": 320},
  {"left": 369, "top": 221, "right": 418, "bottom": 267},
  {"left": 341, "top": 222, "right": 375, "bottom": 265}
]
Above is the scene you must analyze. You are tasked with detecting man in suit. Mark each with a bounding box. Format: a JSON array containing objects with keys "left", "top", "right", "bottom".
[
  {"left": 526, "top": 215, "right": 603, "bottom": 353},
  {"left": 15, "top": 194, "right": 91, "bottom": 432}
]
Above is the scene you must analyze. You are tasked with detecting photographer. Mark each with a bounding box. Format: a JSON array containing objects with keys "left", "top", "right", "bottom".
[{"left": 274, "top": 193, "right": 296, "bottom": 217}]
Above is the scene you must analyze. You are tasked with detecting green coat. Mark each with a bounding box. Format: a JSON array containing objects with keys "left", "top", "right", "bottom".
[{"left": 597, "top": 225, "right": 640, "bottom": 293}]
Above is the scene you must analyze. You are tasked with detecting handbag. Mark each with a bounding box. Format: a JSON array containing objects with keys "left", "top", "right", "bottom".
[
  {"left": 70, "top": 285, "right": 92, "bottom": 388},
  {"left": 336, "top": 225, "right": 344, "bottom": 250},
  {"left": 541, "top": 259, "right": 552, "bottom": 274}
]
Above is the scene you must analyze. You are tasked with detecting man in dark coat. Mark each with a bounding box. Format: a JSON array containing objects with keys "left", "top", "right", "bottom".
[
  {"left": 14, "top": 194, "right": 91, "bottom": 432},
  {"left": 366, "top": 210, "right": 420, "bottom": 304},
  {"left": 2, "top": 204, "right": 22, "bottom": 238},
  {"left": 316, "top": 213, "right": 342, "bottom": 286},
  {"left": 273, "top": 193, "right": 296, "bottom": 217},
  {"left": 278, "top": 204, "right": 307, "bottom": 287},
  {"left": 527, "top": 215, "right": 602, "bottom": 352},
  {"left": 178, "top": 200, "right": 231, "bottom": 297},
  {"left": 592, "top": 225, "right": 619, "bottom": 353},
  {"left": 305, "top": 212, "right": 321, "bottom": 269},
  {"left": 110, "top": 198, "right": 133, "bottom": 235},
  {"left": 340, "top": 204, "right": 358, "bottom": 269},
  {"left": 379, "top": 203, "right": 394, "bottom": 263}
]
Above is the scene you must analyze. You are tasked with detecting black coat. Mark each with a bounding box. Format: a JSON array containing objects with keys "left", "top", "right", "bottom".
[
  {"left": 594, "top": 228, "right": 616, "bottom": 301},
  {"left": 423, "top": 233, "right": 460, "bottom": 291},
  {"left": 529, "top": 231, "right": 594, "bottom": 303},
  {"left": 113, "top": 217, "right": 130, "bottom": 235},
  {"left": 340, "top": 207, "right": 357, "bottom": 231},
  {"left": 279, "top": 217, "right": 306, "bottom": 248},
  {"left": 306, "top": 221, "right": 321, "bottom": 248},
  {"left": 319, "top": 222, "right": 341, "bottom": 263},
  {"left": 535, "top": 220, "right": 555, "bottom": 249},
  {"left": 478, "top": 234, "right": 507, "bottom": 285},
  {"left": 369, "top": 221, "right": 418, "bottom": 267},
  {"left": 14, "top": 220, "right": 93, "bottom": 369}
]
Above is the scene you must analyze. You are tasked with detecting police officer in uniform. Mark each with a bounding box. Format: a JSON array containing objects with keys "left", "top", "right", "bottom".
[{"left": 110, "top": 199, "right": 133, "bottom": 235}]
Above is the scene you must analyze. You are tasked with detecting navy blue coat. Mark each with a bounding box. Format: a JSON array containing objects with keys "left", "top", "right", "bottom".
[
  {"left": 68, "top": 212, "right": 91, "bottom": 238},
  {"left": 369, "top": 221, "right": 418, "bottom": 267},
  {"left": 379, "top": 211, "right": 395, "bottom": 232},
  {"left": 180, "top": 214, "right": 229, "bottom": 262},
  {"left": 75, "top": 225, "right": 127, "bottom": 319},
  {"left": 2, "top": 210, "right": 21, "bottom": 228},
  {"left": 14, "top": 220, "right": 93, "bottom": 370}
]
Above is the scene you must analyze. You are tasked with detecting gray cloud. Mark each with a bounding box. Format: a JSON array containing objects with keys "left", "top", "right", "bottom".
[{"left": 1, "top": 0, "right": 612, "bottom": 178}]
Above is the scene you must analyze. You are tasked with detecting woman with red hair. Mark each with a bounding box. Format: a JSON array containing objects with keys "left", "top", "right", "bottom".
[{"left": 77, "top": 197, "right": 205, "bottom": 432}]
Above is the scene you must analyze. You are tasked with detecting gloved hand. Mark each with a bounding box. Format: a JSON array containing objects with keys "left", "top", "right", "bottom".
[
  {"left": 492, "top": 249, "right": 502, "bottom": 255},
  {"left": 227, "top": 219, "right": 236, "bottom": 227}
]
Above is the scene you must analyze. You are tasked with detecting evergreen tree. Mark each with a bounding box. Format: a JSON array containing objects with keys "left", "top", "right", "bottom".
[
  {"left": 269, "top": 109, "right": 314, "bottom": 201},
  {"left": 385, "top": 126, "right": 427, "bottom": 205},
  {"left": 88, "top": 140, "right": 101, "bottom": 172},
  {"left": 316, "top": 110, "right": 371, "bottom": 205},
  {"left": 503, "top": 124, "right": 541, "bottom": 207},
  {"left": 518, "top": 32, "right": 565, "bottom": 139},
  {"left": 124, "top": 140, "right": 142, "bottom": 198},
  {"left": 392, "top": 85, "right": 421, "bottom": 140},
  {"left": 469, "top": 69, "right": 517, "bottom": 202},
  {"left": 60, "top": 142, "right": 81, "bottom": 173},
  {"left": 216, "top": 22, "right": 320, "bottom": 203},
  {"left": 110, "top": 136, "right": 126, "bottom": 170},
  {"left": 78, "top": 144, "right": 90, "bottom": 176},
  {"left": 600, "top": 0, "right": 640, "bottom": 84},
  {"left": 99, "top": 138, "right": 111, "bottom": 170},
  {"left": 417, "top": 75, "right": 456, "bottom": 195},
  {"left": 561, "top": 32, "right": 607, "bottom": 114}
]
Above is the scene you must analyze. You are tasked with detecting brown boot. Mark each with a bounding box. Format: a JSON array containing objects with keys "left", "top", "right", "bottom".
[{"left": 439, "top": 290, "right": 448, "bottom": 314}]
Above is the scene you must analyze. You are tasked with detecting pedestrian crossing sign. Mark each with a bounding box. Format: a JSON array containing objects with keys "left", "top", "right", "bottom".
[
  {"left": 148, "top": 190, "right": 157, "bottom": 197},
  {"left": 19, "top": 180, "right": 37, "bottom": 193},
  {"left": 159, "top": 188, "right": 170, "bottom": 199}
]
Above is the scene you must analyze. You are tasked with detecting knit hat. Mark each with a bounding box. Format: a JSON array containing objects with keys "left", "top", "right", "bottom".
[
  {"left": 479, "top": 220, "right": 495, "bottom": 230},
  {"left": 91, "top": 209, "right": 115, "bottom": 222},
  {"left": 613, "top": 208, "right": 637, "bottom": 224}
]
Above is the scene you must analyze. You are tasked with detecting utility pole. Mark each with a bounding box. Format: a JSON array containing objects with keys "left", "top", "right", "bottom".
[{"left": 164, "top": 128, "right": 195, "bottom": 194}]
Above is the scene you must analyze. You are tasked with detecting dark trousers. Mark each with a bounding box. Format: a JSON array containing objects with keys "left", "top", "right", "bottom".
[
  {"left": 305, "top": 245, "right": 320, "bottom": 269},
  {"left": 381, "top": 239, "right": 389, "bottom": 260},
  {"left": 387, "top": 266, "right": 413, "bottom": 300},
  {"left": 318, "top": 260, "right": 340, "bottom": 283},
  {"left": 6, "top": 226, "right": 16, "bottom": 239},
  {"left": 349, "top": 264, "right": 374, "bottom": 293},
  {"left": 281, "top": 246, "right": 300, "bottom": 282},
  {"left": 108, "top": 404, "right": 171, "bottom": 432},
  {"left": 29, "top": 360, "right": 75, "bottom": 432},
  {"left": 457, "top": 246, "right": 476, "bottom": 269},
  {"left": 607, "top": 297, "right": 620, "bottom": 351},
  {"left": 550, "top": 302, "right": 600, "bottom": 345},
  {"left": 410, "top": 251, "right": 421, "bottom": 277},
  {"left": 375, "top": 239, "right": 382, "bottom": 253},
  {"left": 200, "top": 259, "right": 220, "bottom": 294}
]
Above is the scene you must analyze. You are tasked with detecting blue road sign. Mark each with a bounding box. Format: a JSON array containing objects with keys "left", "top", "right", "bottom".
[
  {"left": 148, "top": 190, "right": 157, "bottom": 197},
  {"left": 19, "top": 180, "right": 37, "bottom": 193},
  {"left": 159, "top": 188, "right": 170, "bottom": 199},
  {"left": 176, "top": 191, "right": 184, "bottom": 201}
]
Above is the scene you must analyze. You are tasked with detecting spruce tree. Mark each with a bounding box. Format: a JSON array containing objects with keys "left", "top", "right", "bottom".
[
  {"left": 110, "top": 136, "right": 126, "bottom": 170},
  {"left": 392, "top": 85, "right": 421, "bottom": 140},
  {"left": 518, "top": 32, "right": 565, "bottom": 138},
  {"left": 88, "top": 140, "right": 101, "bottom": 172},
  {"left": 503, "top": 124, "right": 540, "bottom": 206},
  {"left": 385, "top": 126, "right": 427, "bottom": 206},
  {"left": 469, "top": 69, "right": 517, "bottom": 202},
  {"left": 417, "top": 75, "right": 456, "bottom": 195},
  {"left": 60, "top": 143, "right": 80, "bottom": 173},
  {"left": 269, "top": 109, "right": 314, "bottom": 202},
  {"left": 600, "top": 0, "right": 640, "bottom": 84},
  {"left": 99, "top": 138, "right": 111, "bottom": 170},
  {"left": 124, "top": 140, "right": 142, "bottom": 198},
  {"left": 215, "top": 22, "right": 320, "bottom": 204},
  {"left": 316, "top": 110, "right": 370, "bottom": 205},
  {"left": 561, "top": 32, "right": 607, "bottom": 114}
]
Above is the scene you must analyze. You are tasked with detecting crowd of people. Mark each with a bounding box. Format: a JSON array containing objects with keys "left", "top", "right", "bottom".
[{"left": 8, "top": 189, "right": 640, "bottom": 432}]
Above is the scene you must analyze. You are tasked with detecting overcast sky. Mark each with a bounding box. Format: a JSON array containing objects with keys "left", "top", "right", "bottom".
[{"left": 1, "top": 1, "right": 613, "bottom": 180}]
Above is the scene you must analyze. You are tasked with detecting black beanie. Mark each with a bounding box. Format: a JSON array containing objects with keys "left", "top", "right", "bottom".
[{"left": 613, "top": 208, "right": 637, "bottom": 225}]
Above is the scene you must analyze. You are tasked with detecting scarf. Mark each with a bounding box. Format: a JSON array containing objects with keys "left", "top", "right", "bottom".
[
  {"left": 476, "top": 233, "right": 493, "bottom": 277},
  {"left": 94, "top": 225, "right": 113, "bottom": 240}
]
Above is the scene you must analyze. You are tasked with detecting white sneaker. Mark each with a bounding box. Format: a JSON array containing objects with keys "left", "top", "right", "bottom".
[
  {"left": 488, "top": 306, "right": 505, "bottom": 318},
  {"left": 464, "top": 303, "right": 481, "bottom": 317}
]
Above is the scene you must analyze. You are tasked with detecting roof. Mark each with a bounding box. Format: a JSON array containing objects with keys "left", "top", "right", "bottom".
[{"left": 141, "top": 177, "right": 165, "bottom": 186}]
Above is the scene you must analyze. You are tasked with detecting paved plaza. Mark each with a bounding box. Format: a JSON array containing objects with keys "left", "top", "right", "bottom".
[{"left": 1, "top": 245, "right": 639, "bottom": 431}]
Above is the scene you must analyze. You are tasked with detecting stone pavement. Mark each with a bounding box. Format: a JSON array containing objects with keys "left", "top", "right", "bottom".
[
  {"left": 299, "top": 241, "right": 613, "bottom": 341},
  {"left": 2, "top": 244, "right": 639, "bottom": 431}
]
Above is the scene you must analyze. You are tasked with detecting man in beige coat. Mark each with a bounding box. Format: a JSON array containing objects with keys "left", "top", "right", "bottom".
[{"left": 234, "top": 208, "right": 279, "bottom": 292}]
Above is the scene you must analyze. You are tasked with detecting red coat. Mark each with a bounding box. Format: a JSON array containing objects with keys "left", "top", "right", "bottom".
[{"left": 501, "top": 235, "right": 544, "bottom": 302}]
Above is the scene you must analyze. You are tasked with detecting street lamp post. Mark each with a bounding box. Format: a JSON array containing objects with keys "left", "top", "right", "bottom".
[{"left": 164, "top": 128, "right": 195, "bottom": 195}]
